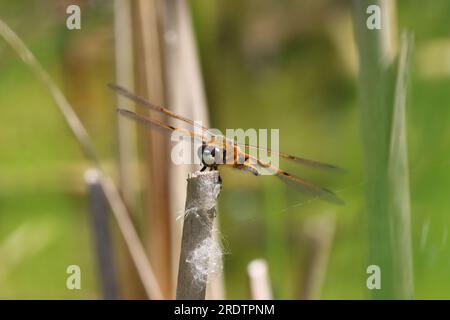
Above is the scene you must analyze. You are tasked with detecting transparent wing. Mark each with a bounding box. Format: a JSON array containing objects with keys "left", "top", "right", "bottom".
[
  {"left": 110, "top": 84, "right": 343, "bottom": 172},
  {"left": 245, "top": 145, "right": 343, "bottom": 171},
  {"left": 117, "top": 108, "right": 206, "bottom": 144},
  {"left": 252, "top": 156, "right": 344, "bottom": 204}
]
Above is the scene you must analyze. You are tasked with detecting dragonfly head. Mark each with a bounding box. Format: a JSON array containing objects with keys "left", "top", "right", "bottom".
[{"left": 198, "top": 144, "right": 224, "bottom": 167}]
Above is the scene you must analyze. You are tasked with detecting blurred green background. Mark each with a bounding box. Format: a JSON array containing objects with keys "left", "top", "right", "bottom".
[{"left": 0, "top": 0, "right": 449, "bottom": 299}]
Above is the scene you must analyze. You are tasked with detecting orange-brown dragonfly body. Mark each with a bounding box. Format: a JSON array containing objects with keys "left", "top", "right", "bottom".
[{"left": 109, "top": 84, "right": 343, "bottom": 204}]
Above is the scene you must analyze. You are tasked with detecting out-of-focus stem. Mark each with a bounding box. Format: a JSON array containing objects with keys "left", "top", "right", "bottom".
[{"left": 352, "top": 0, "right": 414, "bottom": 299}]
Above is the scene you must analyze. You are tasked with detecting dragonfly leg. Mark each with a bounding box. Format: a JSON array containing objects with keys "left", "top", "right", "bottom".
[
  {"left": 200, "top": 165, "right": 207, "bottom": 172},
  {"left": 211, "top": 165, "right": 222, "bottom": 185}
]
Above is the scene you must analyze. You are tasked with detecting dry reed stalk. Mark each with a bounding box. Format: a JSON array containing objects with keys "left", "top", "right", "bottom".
[
  {"left": 133, "top": 0, "right": 172, "bottom": 299},
  {"left": 113, "top": 0, "right": 148, "bottom": 299},
  {"left": 114, "top": 0, "right": 138, "bottom": 212}
]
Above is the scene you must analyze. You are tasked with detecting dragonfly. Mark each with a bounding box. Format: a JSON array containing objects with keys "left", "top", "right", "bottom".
[{"left": 109, "top": 84, "right": 344, "bottom": 204}]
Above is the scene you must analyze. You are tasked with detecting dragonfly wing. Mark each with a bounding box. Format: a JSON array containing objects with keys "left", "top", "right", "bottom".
[
  {"left": 249, "top": 156, "right": 343, "bottom": 204},
  {"left": 110, "top": 84, "right": 208, "bottom": 131},
  {"left": 241, "top": 143, "right": 344, "bottom": 172},
  {"left": 276, "top": 170, "right": 344, "bottom": 205},
  {"left": 117, "top": 108, "right": 206, "bottom": 144}
]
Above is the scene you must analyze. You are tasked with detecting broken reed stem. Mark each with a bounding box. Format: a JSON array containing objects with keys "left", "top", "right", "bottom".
[
  {"left": 176, "top": 171, "right": 222, "bottom": 300},
  {"left": 0, "top": 19, "right": 163, "bottom": 299},
  {"left": 247, "top": 259, "right": 273, "bottom": 300},
  {"left": 85, "top": 168, "right": 120, "bottom": 300}
]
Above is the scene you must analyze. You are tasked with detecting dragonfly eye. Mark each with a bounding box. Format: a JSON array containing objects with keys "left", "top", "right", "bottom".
[{"left": 200, "top": 145, "right": 221, "bottom": 166}]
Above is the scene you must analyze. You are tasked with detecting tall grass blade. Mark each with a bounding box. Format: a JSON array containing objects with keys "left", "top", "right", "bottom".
[{"left": 352, "top": 0, "right": 414, "bottom": 299}]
